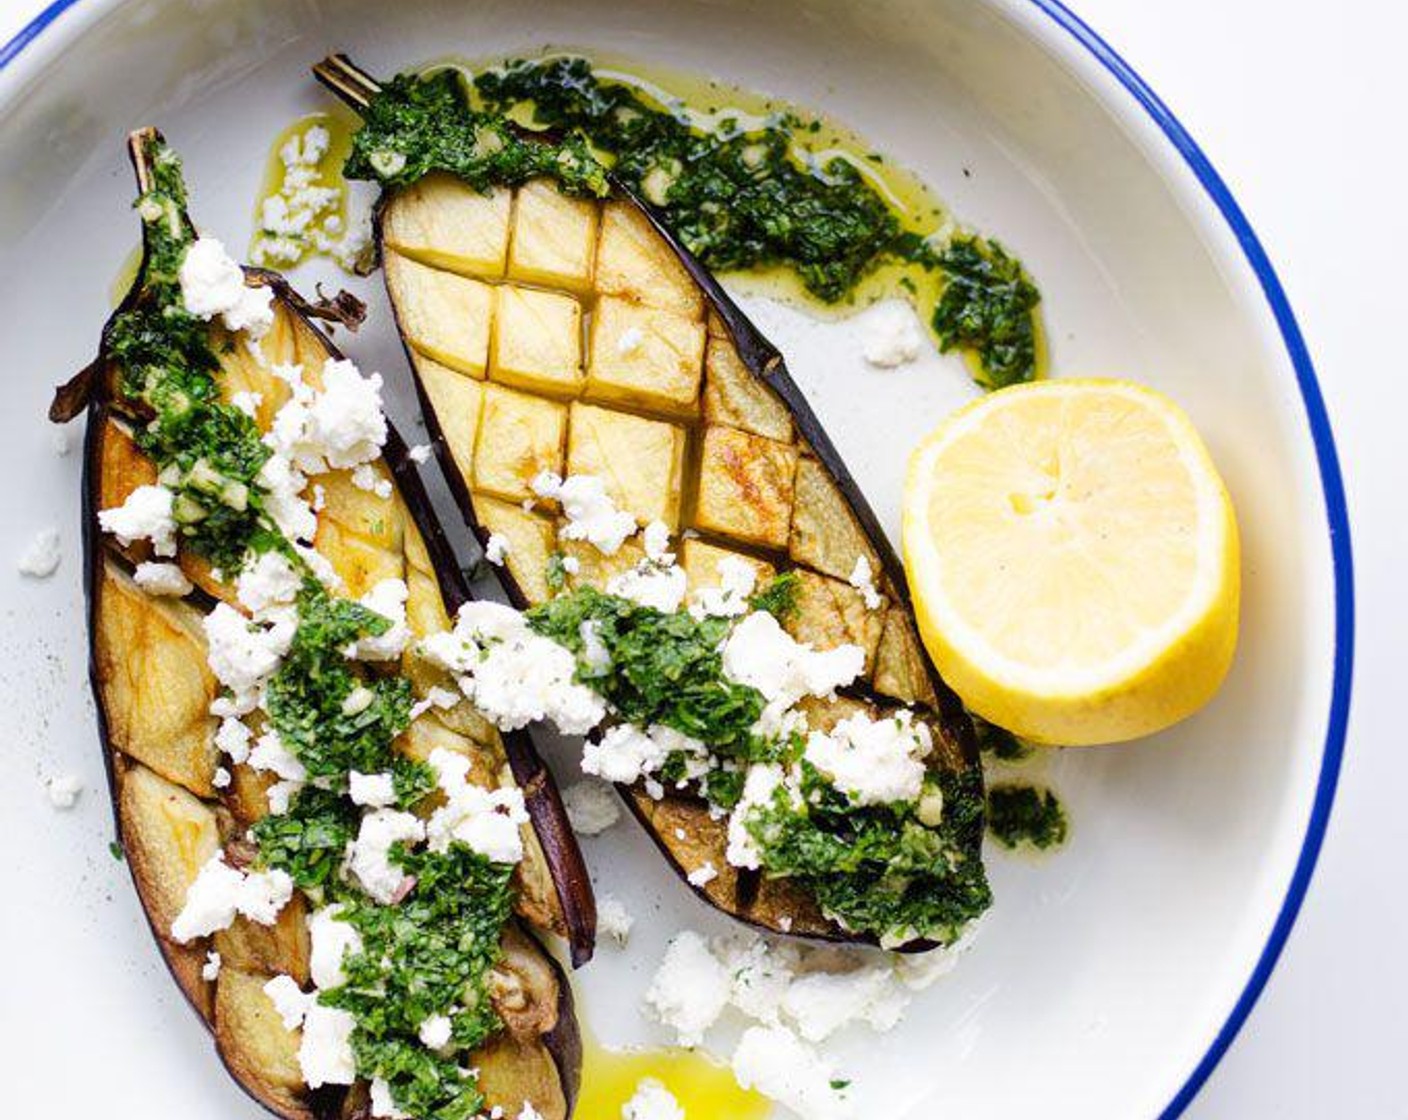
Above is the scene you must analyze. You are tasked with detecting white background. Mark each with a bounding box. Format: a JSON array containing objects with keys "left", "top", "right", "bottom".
[{"left": 0, "top": 0, "right": 1401, "bottom": 1116}]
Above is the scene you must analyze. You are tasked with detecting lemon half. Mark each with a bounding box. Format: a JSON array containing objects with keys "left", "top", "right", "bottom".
[{"left": 902, "top": 379, "right": 1239, "bottom": 745}]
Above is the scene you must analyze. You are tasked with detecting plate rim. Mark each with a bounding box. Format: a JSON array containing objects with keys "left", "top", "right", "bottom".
[
  {"left": 0, "top": 1, "right": 1356, "bottom": 1116},
  {"left": 1019, "top": 3, "right": 1354, "bottom": 1115}
]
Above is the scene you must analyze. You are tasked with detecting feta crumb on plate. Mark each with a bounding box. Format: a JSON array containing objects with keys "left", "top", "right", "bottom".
[
  {"left": 861, "top": 300, "right": 924, "bottom": 369},
  {"left": 44, "top": 773, "right": 83, "bottom": 809},
  {"left": 17, "top": 527, "right": 61, "bottom": 578},
  {"left": 643, "top": 931, "right": 731, "bottom": 1047},
  {"left": 622, "top": 1078, "right": 685, "bottom": 1120},
  {"left": 732, "top": 1025, "right": 852, "bottom": 1120},
  {"left": 597, "top": 893, "right": 634, "bottom": 946},
  {"left": 561, "top": 777, "right": 622, "bottom": 836}
]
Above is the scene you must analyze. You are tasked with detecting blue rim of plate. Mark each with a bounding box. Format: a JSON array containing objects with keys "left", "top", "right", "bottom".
[{"left": 0, "top": 0, "right": 1355, "bottom": 1115}]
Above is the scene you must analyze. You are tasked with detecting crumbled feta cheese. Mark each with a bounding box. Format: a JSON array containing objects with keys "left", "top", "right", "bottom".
[
  {"left": 417, "top": 1014, "right": 453, "bottom": 1050},
  {"left": 561, "top": 777, "right": 621, "bottom": 836},
  {"left": 98, "top": 484, "right": 178, "bottom": 556},
  {"left": 561, "top": 555, "right": 581, "bottom": 575},
  {"left": 179, "top": 237, "right": 275, "bottom": 340},
  {"left": 263, "top": 974, "right": 315, "bottom": 1030},
  {"left": 643, "top": 931, "right": 731, "bottom": 1047},
  {"left": 202, "top": 950, "right": 222, "bottom": 981},
  {"left": 348, "top": 771, "right": 397, "bottom": 809},
  {"left": 606, "top": 561, "right": 687, "bottom": 613},
  {"left": 170, "top": 854, "right": 294, "bottom": 942},
  {"left": 266, "top": 779, "right": 304, "bottom": 815},
  {"left": 230, "top": 390, "right": 263, "bottom": 418},
  {"left": 295, "top": 542, "right": 341, "bottom": 590},
  {"left": 597, "top": 893, "right": 634, "bottom": 946},
  {"left": 212, "top": 767, "right": 232, "bottom": 789},
  {"left": 531, "top": 473, "right": 636, "bottom": 555},
  {"left": 861, "top": 302, "right": 924, "bottom": 369},
  {"left": 731, "top": 1026, "right": 852, "bottom": 1120},
  {"left": 916, "top": 787, "right": 945, "bottom": 827},
  {"left": 203, "top": 601, "right": 296, "bottom": 712},
  {"left": 582, "top": 724, "right": 677, "bottom": 786},
  {"left": 847, "top": 554, "right": 883, "bottom": 610},
  {"left": 255, "top": 452, "right": 317, "bottom": 543},
  {"left": 249, "top": 728, "right": 308, "bottom": 783},
  {"left": 622, "top": 1078, "right": 685, "bottom": 1120},
  {"left": 251, "top": 122, "right": 368, "bottom": 272},
  {"left": 716, "top": 936, "right": 800, "bottom": 1025},
  {"left": 44, "top": 773, "right": 83, "bottom": 809},
  {"left": 422, "top": 601, "right": 606, "bottom": 735},
  {"left": 133, "top": 561, "right": 193, "bottom": 597},
  {"left": 690, "top": 555, "right": 758, "bottom": 618},
  {"left": 726, "top": 764, "right": 789, "bottom": 870},
  {"left": 267, "top": 358, "right": 388, "bottom": 475},
  {"left": 408, "top": 443, "right": 434, "bottom": 464},
  {"left": 299, "top": 1003, "right": 358, "bottom": 1088},
  {"left": 424, "top": 748, "right": 529, "bottom": 864},
  {"left": 17, "top": 527, "right": 61, "bottom": 578},
  {"left": 781, "top": 965, "right": 907, "bottom": 1041},
  {"left": 351, "top": 462, "right": 393, "bottom": 499},
  {"left": 642, "top": 520, "right": 673, "bottom": 563},
  {"left": 215, "top": 716, "right": 253, "bottom": 764},
  {"left": 484, "top": 533, "right": 510, "bottom": 565},
  {"left": 517, "top": 1104, "right": 545, "bottom": 1120},
  {"left": 370, "top": 1078, "right": 411, "bottom": 1119},
  {"left": 308, "top": 905, "right": 363, "bottom": 989},
  {"left": 721, "top": 612, "right": 865, "bottom": 708},
  {"left": 348, "top": 809, "right": 425, "bottom": 903},
  {"left": 803, "top": 710, "right": 931, "bottom": 806},
  {"left": 349, "top": 578, "right": 411, "bottom": 661},
  {"left": 409, "top": 685, "right": 461, "bottom": 721},
  {"left": 687, "top": 862, "right": 718, "bottom": 888},
  {"left": 236, "top": 550, "right": 301, "bottom": 615}
]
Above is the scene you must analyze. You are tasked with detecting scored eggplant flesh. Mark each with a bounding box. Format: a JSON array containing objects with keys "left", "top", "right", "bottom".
[
  {"left": 369, "top": 159, "right": 983, "bottom": 945},
  {"left": 61, "top": 130, "right": 584, "bottom": 1120}
]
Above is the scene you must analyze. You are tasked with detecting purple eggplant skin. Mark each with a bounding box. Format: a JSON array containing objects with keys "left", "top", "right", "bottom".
[
  {"left": 384, "top": 420, "right": 597, "bottom": 970},
  {"left": 53, "top": 128, "right": 584, "bottom": 1120}
]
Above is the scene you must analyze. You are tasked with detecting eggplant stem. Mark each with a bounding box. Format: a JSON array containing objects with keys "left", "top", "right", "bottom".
[
  {"left": 312, "top": 54, "right": 380, "bottom": 112},
  {"left": 126, "top": 126, "right": 161, "bottom": 194}
]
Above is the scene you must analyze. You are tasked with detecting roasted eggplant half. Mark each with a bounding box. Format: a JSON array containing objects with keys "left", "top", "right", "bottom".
[
  {"left": 53, "top": 129, "right": 584, "bottom": 1120},
  {"left": 314, "top": 59, "right": 991, "bottom": 952}
]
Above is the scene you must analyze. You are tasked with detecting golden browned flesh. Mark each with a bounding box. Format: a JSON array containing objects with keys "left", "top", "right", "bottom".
[
  {"left": 382, "top": 183, "right": 948, "bottom": 939},
  {"left": 91, "top": 291, "right": 570, "bottom": 1120}
]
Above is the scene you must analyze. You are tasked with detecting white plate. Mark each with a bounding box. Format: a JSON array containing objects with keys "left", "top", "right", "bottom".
[{"left": 0, "top": 1, "right": 1352, "bottom": 1118}]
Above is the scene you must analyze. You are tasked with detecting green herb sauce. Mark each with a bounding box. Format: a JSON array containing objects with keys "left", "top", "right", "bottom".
[
  {"left": 109, "top": 144, "right": 273, "bottom": 571},
  {"left": 528, "top": 585, "right": 762, "bottom": 752},
  {"left": 347, "top": 70, "right": 608, "bottom": 198},
  {"left": 343, "top": 60, "right": 1042, "bottom": 387},
  {"left": 986, "top": 783, "right": 1068, "bottom": 851},
  {"left": 750, "top": 761, "right": 991, "bottom": 944},
  {"left": 118, "top": 136, "right": 513, "bottom": 1118},
  {"left": 526, "top": 582, "right": 990, "bottom": 944},
  {"left": 972, "top": 716, "right": 1035, "bottom": 763},
  {"left": 327, "top": 847, "right": 515, "bottom": 1120}
]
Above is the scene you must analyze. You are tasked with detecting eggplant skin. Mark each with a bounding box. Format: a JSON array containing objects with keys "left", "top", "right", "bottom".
[
  {"left": 61, "top": 130, "right": 582, "bottom": 1120},
  {"left": 369, "top": 149, "right": 983, "bottom": 949}
]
